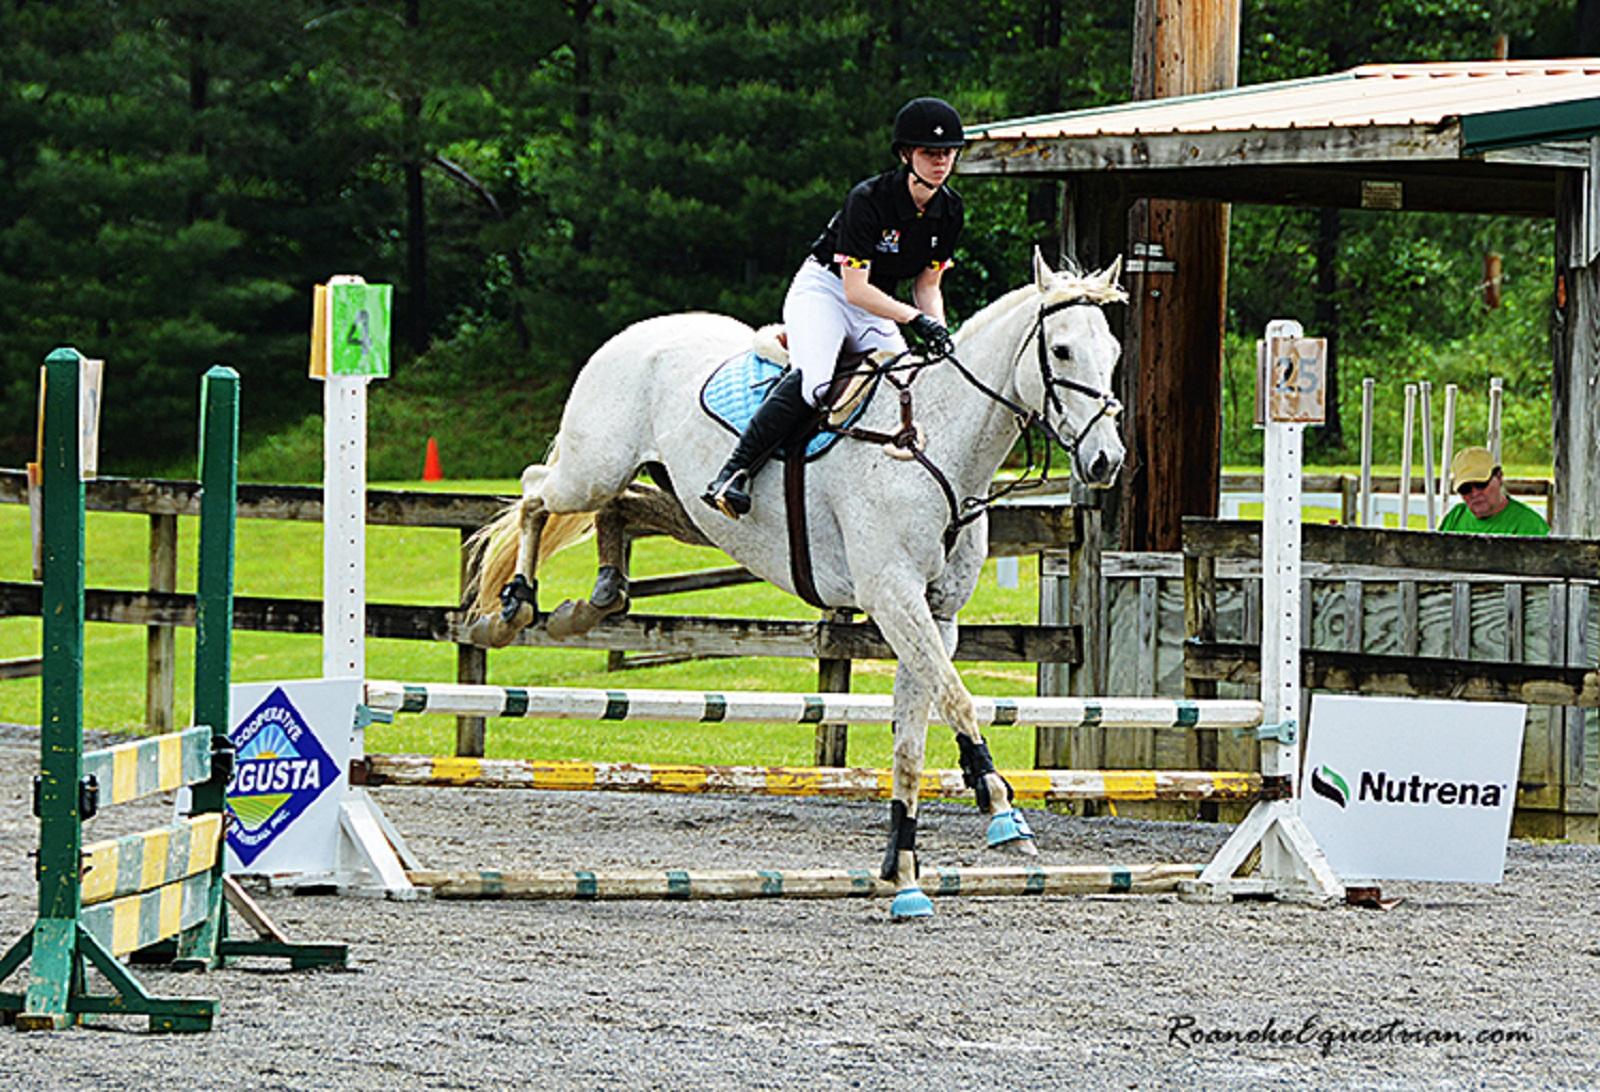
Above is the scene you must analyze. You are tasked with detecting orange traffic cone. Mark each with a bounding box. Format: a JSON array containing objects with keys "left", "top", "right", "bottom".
[{"left": 422, "top": 436, "right": 444, "bottom": 481}]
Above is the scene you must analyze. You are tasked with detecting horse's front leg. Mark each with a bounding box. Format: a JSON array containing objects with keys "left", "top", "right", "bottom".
[
  {"left": 926, "top": 527, "right": 1036, "bottom": 855},
  {"left": 932, "top": 611, "right": 1037, "bottom": 856},
  {"left": 859, "top": 565, "right": 1002, "bottom": 918}
]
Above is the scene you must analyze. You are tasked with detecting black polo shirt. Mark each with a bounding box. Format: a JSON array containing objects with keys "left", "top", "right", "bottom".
[{"left": 808, "top": 167, "right": 964, "bottom": 293}]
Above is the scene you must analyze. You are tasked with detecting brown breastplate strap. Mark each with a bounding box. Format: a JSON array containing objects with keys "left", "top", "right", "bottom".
[{"left": 783, "top": 446, "right": 828, "bottom": 610}]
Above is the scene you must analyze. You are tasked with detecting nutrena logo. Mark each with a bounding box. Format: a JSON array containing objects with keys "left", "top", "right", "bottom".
[
  {"left": 225, "top": 687, "right": 338, "bottom": 866},
  {"left": 1310, "top": 764, "right": 1506, "bottom": 810},
  {"left": 1357, "top": 771, "right": 1505, "bottom": 808},
  {"left": 1310, "top": 765, "right": 1349, "bottom": 808}
]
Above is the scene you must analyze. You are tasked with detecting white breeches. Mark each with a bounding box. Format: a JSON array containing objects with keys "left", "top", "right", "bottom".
[{"left": 783, "top": 259, "right": 907, "bottom": 407}]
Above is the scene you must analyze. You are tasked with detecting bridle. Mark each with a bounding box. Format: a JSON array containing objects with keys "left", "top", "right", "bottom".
[{"left": 829, "top": 292, "right": 1122, "bottom": 550}]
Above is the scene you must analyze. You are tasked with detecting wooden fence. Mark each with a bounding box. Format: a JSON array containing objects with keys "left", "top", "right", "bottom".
[
  {"left": 0, "top": 469, "right": 1087, "bottom": 764},
  {"left": 1173, "top": 519, "right": 1597, "bottom": 839}
]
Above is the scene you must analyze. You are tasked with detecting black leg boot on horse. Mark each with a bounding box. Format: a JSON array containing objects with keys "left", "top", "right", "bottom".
[{"left": 701, "top": 369, "right": 817, "bottom": 519}]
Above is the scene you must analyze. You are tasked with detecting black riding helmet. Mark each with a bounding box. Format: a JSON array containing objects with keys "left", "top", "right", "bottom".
[{"left": 891, "top": 97, "right": 965, "bottom": 154}]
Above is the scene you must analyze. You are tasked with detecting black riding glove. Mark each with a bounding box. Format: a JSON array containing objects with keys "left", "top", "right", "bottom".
[{"left": 907, "top": 313, "right": 954, "bottom": 359}]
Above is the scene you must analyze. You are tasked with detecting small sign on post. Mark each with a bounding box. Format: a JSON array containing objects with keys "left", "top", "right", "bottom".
[
  {"left": 1255, "top": 334, "right": 1327, "bottom": 426},
  {"left": 31, "top": 353, "right": 104, "bottom": 578},
  {"left": 309, "top": 278, "right": 392, "bottom": 379}
]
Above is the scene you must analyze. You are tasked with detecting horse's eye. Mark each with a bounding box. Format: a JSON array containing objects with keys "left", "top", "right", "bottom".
[{"left": 1051, "top": 345, "right": 1072, "bottom": 362}]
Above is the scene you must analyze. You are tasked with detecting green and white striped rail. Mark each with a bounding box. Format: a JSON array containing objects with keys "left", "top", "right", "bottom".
[
  {"left": 409, "top": 863, "right": 1203, "bottom": 901},
  {"left": 363, "top": 754, "right": 1263, "bottom": 802},
  {"left": 363, "top": 683, "right": 1264, "bottom": 731}
]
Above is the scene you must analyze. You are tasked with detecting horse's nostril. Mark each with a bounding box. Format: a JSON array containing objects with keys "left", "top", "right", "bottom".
[{"left": 1091, "top": 451, "right": 1110, "bottom": 481}]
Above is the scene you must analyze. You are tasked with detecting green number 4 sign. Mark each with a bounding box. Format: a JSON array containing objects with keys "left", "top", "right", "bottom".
[{"left": 328, "top": 284, "right": 393, "bottom": 378}]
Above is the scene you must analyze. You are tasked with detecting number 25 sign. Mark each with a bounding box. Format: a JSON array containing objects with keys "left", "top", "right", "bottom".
[{"left": 1254, "top": 335, "right": 1327, "bottom": 425}]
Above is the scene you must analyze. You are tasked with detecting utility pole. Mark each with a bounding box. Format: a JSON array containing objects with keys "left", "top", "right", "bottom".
[{"left": 1119, "top": 0, "right": 1240, "bottom": 551}]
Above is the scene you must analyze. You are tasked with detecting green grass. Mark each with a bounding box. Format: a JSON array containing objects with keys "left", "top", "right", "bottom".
[{"left": 0, "top": 480, "right": 1045, "bottom": 772}]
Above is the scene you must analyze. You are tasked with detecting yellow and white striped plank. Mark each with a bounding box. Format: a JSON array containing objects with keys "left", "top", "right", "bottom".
[
  {"left": 365, "top": 755, "right": 1262, "bottom": 801},
  {"left": 79, "top": 813, "right": 224, "bottom": 907},
  {"left": 81, "top": 725, "right": 213, "bottom": 806},
  {"left": 79, "top": 872, "right": 213, "bottom": 957},
  {"left": 410, "top": 863, "right": 1203, "bottom": 901},
  {"left": 364, "top": 682, "right": 1263, "bottom": 731}
]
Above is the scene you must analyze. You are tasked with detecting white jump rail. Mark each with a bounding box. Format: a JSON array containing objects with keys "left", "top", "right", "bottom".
[{"left": 362, "top": 682, "right": 1265, "bottom": 732}]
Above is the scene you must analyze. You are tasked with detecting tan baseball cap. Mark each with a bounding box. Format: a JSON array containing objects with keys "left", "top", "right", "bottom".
[{"left": 1450, "top": 446, "right": 1497, "bottom": 492}]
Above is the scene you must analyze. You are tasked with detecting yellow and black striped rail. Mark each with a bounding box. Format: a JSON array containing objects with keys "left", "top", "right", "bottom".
[
  {"left": 81, "top": 725, "right": 212, "bottom": 806},
  {"left": 79, "top": 814, "right": 224, "bottom": 907},
  {"left": 79, "top": 873, "right": 214, "bottom": 958},
  {"left": 363, "top": 754, "right": 1263, "bottom": 802}
]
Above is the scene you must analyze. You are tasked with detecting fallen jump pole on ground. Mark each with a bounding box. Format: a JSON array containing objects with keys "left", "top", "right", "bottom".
[
  {"left": 407, "top": 863, "right": 1204, "bottom": 901},
  {"left": 358, "top": 755, "right": 1264, "bottom": 802},
  {"left": 362, "top": 682, "right": 1264, "bottom": 731}
]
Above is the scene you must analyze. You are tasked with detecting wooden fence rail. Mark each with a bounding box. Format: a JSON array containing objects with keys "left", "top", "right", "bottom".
[{"left": 0, "top": 470, "right": 1087, "bottom": 763}]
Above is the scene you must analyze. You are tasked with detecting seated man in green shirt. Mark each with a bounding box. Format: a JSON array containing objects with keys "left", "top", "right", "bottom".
[{"left": 1439, "top": 446, "right": 1549, "bottom": 536}]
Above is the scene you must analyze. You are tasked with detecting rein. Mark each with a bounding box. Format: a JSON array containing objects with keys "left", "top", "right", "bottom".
[{"left": 828, "top": 296, "right": 1121, "bottom": 550}]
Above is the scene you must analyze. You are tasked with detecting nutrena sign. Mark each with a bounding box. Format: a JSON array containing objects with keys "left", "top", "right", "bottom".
[{"left": 1303, "top": 695, "right": 1525, "bottom": 883}]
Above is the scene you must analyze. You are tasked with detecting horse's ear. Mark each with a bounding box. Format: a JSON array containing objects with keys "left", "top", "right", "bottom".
[
  {"left": 1096, "top": 255, "right": 1125, "bottom": 291},
  {"left": 1032, "top": 246, "right": 1052, "bottom": 292}
]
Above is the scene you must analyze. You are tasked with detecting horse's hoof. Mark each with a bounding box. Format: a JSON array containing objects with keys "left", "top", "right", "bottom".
[
  {"left": 545, "top": 599, "right": 590, "bottom": 640},
  {"left": 890, "top": 887, "right": 934, "bottom": 920},
  {"left": 986, "top": 809, "right": 1038, "bottom": 851},
  {"left": 465, "top": 612, "right": 524, "bottom": 650}
]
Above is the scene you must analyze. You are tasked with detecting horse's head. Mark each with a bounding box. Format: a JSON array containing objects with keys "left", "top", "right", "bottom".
[{"left": 1011, "top": 248, "right": 1127, "bottom": 488}]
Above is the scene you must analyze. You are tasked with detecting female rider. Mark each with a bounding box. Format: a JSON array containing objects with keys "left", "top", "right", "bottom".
[{"left": 702, "top": 96, "right": 967, "bottom": 518}]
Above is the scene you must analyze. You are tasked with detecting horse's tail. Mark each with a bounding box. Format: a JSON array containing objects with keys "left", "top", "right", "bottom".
[{"left": 462, "top": 457, "right": 597, "bottom": 617}]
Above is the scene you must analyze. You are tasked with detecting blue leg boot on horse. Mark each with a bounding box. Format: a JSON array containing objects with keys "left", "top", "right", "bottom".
[{"left": 959, "top": 733, "right": 1037, "bottom": 849}]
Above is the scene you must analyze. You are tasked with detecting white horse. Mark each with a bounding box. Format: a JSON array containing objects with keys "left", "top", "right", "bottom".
[{"left": 464, "top": 249, "right": 1126, "bottom": 918}]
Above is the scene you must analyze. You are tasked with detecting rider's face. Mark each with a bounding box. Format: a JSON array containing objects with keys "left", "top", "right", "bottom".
[{"left": 907, "top": 146, "right": 957, "bottom": 184}]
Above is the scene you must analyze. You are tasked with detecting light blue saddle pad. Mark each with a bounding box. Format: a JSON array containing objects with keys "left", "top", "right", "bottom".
[{"left": 698, "top": 351, "right": 873, "bottom": 461}]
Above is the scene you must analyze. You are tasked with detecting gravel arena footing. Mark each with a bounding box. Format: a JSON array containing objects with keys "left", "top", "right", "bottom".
[{"left": 2, "top": 728, "right": 1599, "bottom": 1089}]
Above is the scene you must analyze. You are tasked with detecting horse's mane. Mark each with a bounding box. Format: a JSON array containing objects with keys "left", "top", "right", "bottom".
[{"left": 957, "top": 264, "right": 1128, "bottom": 344}]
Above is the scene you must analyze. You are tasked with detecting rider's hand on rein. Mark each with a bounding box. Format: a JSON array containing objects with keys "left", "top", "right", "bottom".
[{"left": 907, "top": 313, "right": 954, "bottom": 359}]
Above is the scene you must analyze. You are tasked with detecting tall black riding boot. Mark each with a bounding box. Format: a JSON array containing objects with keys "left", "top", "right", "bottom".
[{"left": 702, "top": 369, "right": 817, "bottom": 518}]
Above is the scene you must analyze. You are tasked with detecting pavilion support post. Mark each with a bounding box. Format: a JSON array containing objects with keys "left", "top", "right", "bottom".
[
  {"left": 1549, "top": 156, "right": 1600, "bottom": 842},
  {"left": 1121, "top": 0, "right": 1239, "bottom": 552}
]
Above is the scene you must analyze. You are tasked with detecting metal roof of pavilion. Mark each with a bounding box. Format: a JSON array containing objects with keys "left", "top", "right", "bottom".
[{"left": 960, "top": 61, "right": 1600, "bottom": 215}]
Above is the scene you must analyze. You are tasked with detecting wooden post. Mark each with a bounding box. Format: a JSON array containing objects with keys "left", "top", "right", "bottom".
[
  {"left": 1549, "top": 153, "right": 1600, "bottom": 840},
  {"left": 1057, "top": 489, "right": 1105, "bottom": 773},
  {"left": 1121, "top": 0, "right": 1239, "bottom": 551},
  {"left": 814, "top": 609, "right": 852, "bottom": 767},
  {"left": 1064, "top": 175, "right": 1133, "bottom": 543},
  {"left": 1183, "top": 529, "right": 1218, "bottom": 819},
  {"left": 455, "top": 527, "right": 487, "bottom": 757},
  {"left": 145, "top": 513, "right": 177, "bottom": 731}
]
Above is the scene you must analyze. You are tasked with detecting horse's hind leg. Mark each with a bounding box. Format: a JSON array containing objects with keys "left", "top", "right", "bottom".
[
  {"left": 544, "top": 480, "right": 711, "bottom": 639},
  {"left": 544, "top": 502, "right": 630, "bottom": 639},
  {"left": 465, "top": 491, "right": 550, "bottom": 648}
]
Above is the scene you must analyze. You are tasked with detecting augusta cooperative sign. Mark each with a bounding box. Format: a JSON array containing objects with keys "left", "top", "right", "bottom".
[{"left": 1302, "top": 695, "right": 1525, "bottom": 883}]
